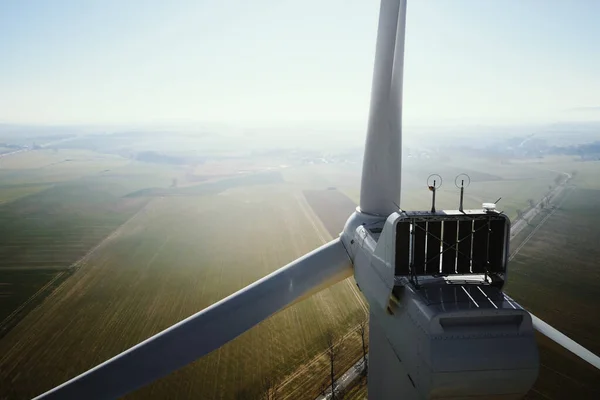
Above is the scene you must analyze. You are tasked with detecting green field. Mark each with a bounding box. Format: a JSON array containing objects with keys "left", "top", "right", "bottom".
[
  {"left": 506, "top": 186, "right": 600, "bottom": 399},
  {"left": 1, "top": 146, "right": 599, "bottom": 399},
  {"left": 0, "top": 151, "right": 155, "bottom": 335},
  {"left": 0, "top": 157, "right": 368, "bottom": 399},
  {"left": 0, "top": 148, "right": 200, "bottom": 336}
]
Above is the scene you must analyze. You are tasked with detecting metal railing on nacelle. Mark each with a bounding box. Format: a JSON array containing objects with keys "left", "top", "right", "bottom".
[{"left": 394, "top": 210, "right": 510, "bottom": 287}]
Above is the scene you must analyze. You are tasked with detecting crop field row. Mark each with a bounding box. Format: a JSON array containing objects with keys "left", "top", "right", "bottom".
[
  {"left": 0, "top": 182, "right": 148, "bottom": 325},
  {"left": 506, "top": 187, "right": 600, "bottom": 399},
  {"left": 126, "top": 171, "right": 284, "bottom": 198},
  {"left": 0, "top": 148, "right": 225, "bottom": 198},
  {"left": 0, "top": 150, "right": 131, "bottom": 187},
  {"left": 0, "top": 268, "right": 76, "bottom": 338},
  {"left": 508, "top": 188, "right": 600, "bottom": 355},
  {"left": 0, "top": 184, "right": 53, "bottom": 205},
  {"left": 0, "top": 150, "right": 179, "bottom": 333},
  {"left": 0, "top": 186, "right": 367, "bottom": 399},
  {"left": 0, "top": 187, "right": 148, "bottom": 266}
]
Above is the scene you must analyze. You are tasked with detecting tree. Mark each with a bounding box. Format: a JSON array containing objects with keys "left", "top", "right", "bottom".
[
  {"left": 516, "top": 209, "right": 524, "bottom": 220},
  {"left": 325, "top": 331, "right": 339, "bottom": 400},
  {"left": 262, "top": 377, "right": 279, "bottom": 400},
  {"left": 528, "top": 199, "right": 535, "bottom": 208},
  {"left": 320, "top": 381, "right": 328, "bottom": 397},
  {"left": 359, "top": 319, "right": 368, "bottom": 377}
]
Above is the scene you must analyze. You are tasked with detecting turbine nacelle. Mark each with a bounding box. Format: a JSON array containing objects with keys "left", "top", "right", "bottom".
[
  {"left": 371, "top": 285, "right": 539, "bottom": 399},
  {"left": 342, "top": 208, "right": 539, "bottom": 398}
]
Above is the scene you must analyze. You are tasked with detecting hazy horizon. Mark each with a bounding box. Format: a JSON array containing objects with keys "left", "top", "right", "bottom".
[{"left": 2, "top": 0, "right": 600, "bottom": 127}]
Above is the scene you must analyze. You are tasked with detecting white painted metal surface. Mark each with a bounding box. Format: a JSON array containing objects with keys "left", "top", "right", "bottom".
[
  {"left": 359, "top": 0, "right": 406, "bottom": 216},
  {"left": 349, "top": 212, "right": 539, "bottom": 399},
  {"left": 369, "top": 309, "right": 420, "bottom": 400},
  {"left": 368, "top": 290, "right": 539, "bottom": 399},
  {"left": 531, "top": 313, "right": 600, "bottom": 370},
  {"left": 343, "top": 211, "right": 396, "bottom": 310}
]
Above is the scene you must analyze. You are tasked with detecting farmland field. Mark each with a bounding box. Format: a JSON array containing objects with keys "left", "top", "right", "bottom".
[
  {"left": 507, "top": 186, "right": 600, "bottom": 399},
  {"left": 299, "top": 156, "right": 562, "bottom": 220},
  {"left": 0, "top": 183, "right": 53, "bottom": 205},
  {"left": 399, "top": 157, "right": 561, "bottom": 219},
  {"left": 0, "top": 148, "right": 208, "bottom": 335},
  {"left": 0, "top": 179, "right": 368, "bottom": 399},
  {"left": 0, "top": 154, "right": 153, "bottom": 335},
  {"left": 1, "top": 143, "right": 599, "bottom": 400},
  {"left": 303, "top": 189, "right": 357, "bottom": 236}
]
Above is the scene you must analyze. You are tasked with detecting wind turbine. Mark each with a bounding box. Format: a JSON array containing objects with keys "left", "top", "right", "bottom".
[{"left": 36, "top": 0, "right": 600, "bottom": 399}]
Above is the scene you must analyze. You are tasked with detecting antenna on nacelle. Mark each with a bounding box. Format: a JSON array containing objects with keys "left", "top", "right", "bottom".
[
  {"left": 427, "top": 174, "right": 442, "bottom": 213},
  {"left": 455, "top": 173, "right": 470, "bottom": 212}
]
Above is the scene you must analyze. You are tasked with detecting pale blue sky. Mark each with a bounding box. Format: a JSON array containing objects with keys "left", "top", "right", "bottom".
[{"left": 1, "top": 0, "right": 599, "bottom": 127}]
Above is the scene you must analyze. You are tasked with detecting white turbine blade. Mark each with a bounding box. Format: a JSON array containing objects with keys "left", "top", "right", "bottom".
[
  {"left": 531, "top": 314, "right": 600, "bottom": 370},
  {"left": 34, "top": 239, "right": 352, "bottom": 400},
  {"left": 360, "top": 0, "right": 407, "bottom": 216}
]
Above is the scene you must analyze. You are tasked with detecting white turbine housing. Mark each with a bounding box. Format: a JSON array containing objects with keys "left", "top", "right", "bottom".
[{"left": 342, "top": 209, "right": 539, "bottom": 399}]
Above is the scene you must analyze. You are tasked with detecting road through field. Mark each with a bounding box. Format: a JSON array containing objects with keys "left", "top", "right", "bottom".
[
  {"left": 277, "top": 323, "right": 365, "bottom": 398},
  {"left": 315, "top": 355, "right": 368, "bottom": 400},
  {"left": 509, "top": 187, "right": 574, "bottom": 262},
  {"left": 510, "top": 171, "right": 571, "bottom": 240}
]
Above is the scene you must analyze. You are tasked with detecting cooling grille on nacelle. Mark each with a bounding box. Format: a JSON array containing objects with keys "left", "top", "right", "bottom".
[{"left": 394, "top": 210, "right": 510, "bottom": 287}]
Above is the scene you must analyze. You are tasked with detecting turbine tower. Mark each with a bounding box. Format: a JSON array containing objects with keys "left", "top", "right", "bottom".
[{"left": 35, "top": 0, "right": 600, "bottom": 399}]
